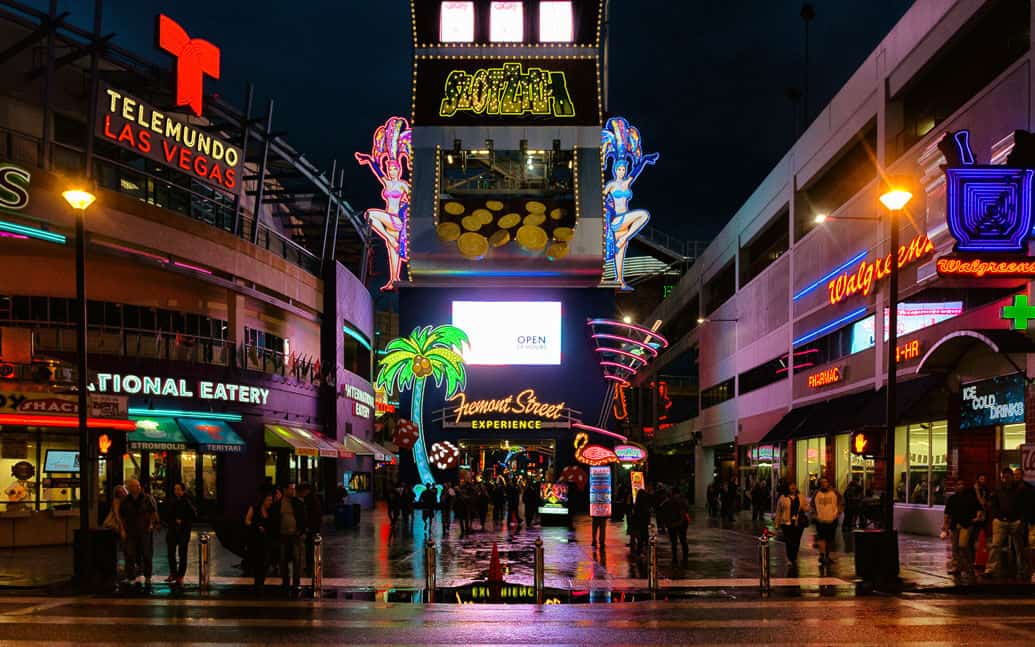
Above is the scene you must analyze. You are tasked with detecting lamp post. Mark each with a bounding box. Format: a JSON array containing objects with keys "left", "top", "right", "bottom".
[{"left": 63, "top": 187, "right": 96, "bottom": 582}]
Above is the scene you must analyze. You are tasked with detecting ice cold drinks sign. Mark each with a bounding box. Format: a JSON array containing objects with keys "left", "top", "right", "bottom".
[{"left": 960, "top": 373, "right": 1024, "bottom": 429}]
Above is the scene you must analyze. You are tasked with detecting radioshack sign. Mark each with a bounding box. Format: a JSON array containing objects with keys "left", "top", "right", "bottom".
[{"left": 96, "top": 85, "right": 241, "bottom": 195}]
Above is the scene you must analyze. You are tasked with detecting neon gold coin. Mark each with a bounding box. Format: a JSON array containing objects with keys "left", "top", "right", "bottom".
[
  {"left": 547, "top": 242, "right": 569, "bottom": 260},
  {"left": 444, "top": 201, "right": 465, "bottom": 216},
  {"left": 485, "top": 200, "right": 504, "bottom": 211},
  {"left": 525, "top": 200, "right": 546, "bottom": 213},
  {"left": 549, "top": 207, "right": 567, "bottom": 221},
  {"left": 436, "top": 222, "right": 461, "bottom": 241},
  {"left": 553, "top": 227, "right": 574, "bottom": 242},
  {"left": 458, "top": 232, "right": 489, "bottom": 259},
  {"left": 489, "top": 230, "right": 511, "bottom": 247},
  {"left": 472, "top": 208, "right": 494, "bottom": 225},
  {"left": 461, "top": 215, "right": 483, "bottom": 231},
  {"left": 497, "top": 213, "right": 521, "bottom": 229},
  {"left": 524, "top": 213, "right": 546, "bottom": 226},
  {"left": 516, "top": 225, "right": 548, "bottom": 251}
]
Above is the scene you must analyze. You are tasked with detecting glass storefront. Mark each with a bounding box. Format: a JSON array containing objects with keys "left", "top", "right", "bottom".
[
  {"left": 894, "top": 420, "right": 948, "bottom": 506},
  {"left": 795, "top": 436, "right": 826, "bottom": 496},
  {"left": 0, "top": 426, "right": 80, "bottom": 512}
]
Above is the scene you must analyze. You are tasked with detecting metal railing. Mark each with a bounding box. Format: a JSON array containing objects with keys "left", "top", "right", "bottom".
[
  {"left": 32, "top": 324, "right": 232, "bottom": 367},
  {"left": 0, "top": 126, "right": 322, "bottom": 276}
]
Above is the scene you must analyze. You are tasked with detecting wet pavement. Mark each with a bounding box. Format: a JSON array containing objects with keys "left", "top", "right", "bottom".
[{"left": 0, "top": 503, "right": 966, "bottom": 593}]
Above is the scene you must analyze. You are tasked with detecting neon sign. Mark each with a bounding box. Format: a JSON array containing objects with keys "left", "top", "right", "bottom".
[
  {"left": 97, "top": 86, "right": 241, "bottom": 193},
  {"left": 827, "top": 234, "right": 934, "bottom": 305},
  {"left": 356, "top": 116, "right": 412, "bottom": 290},
  {"left": 1002, "top": 294, "right": 1035, "bottom": 331},
  {"left": 157, "top": 14, "right": 220, "bottom": 117},
  {"left": 807, "top": 367, "right": 842, "bottom": 389},
  {"left": 448, "top": 388, "right": 566, "bottom": 424},
  {"left": 896, "top": 340, "right": 921, "bottom": 363},
  {"left": 438, "top": 63, "right": 575, "bottom": 118},
  {"left": 574, "top": 432, "right": 618, "bottom": 466},
  {"left": 614, "top": 444, "right": 647, "bottom": 464},
  {"left": 937, "top": 257, "right": 1035, "bottom": 278},
  {"left": 0, "top": 164, "right": 30, "bottom": 210},
  {"left": 88, "top": 372, "right": 269, "bottom": 405}
]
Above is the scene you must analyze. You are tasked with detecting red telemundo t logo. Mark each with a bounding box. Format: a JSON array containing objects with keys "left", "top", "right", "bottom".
[{"left": 157, "top": 14, "right": 220, "bottom": 117}]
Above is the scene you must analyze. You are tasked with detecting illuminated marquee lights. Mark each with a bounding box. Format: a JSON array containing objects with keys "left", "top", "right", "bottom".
[
  {"left": 574, "top": 432, "right": 619, "bottom": 466},
  {"left": 590, "top": 333, "right": 658, "bottom": 356},
  {"left": 448, "top": 388, "right": 565, "bottom": 424},
  {"left": 807, "top": 367, "right": 843, "bottom": 389},
  {"left": 793, "top": 307, "right": 867, "bottom": 347},
  {"left": 594, "top": 347, "right": 648, "bottom": 365},
  {"left": 438, "top": 62, "right": 575, "bottom": 117},
  {"left": 936, "top": 257, "right": 1035, "bottom": 278},
  {"left": 827, "top": 234, "right": 934, "bottom": 305}
]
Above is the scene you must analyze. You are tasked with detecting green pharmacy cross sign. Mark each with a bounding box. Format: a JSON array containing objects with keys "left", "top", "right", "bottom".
[{"left": 1002, "top": 294, "right": 1035, "bottom": 330}]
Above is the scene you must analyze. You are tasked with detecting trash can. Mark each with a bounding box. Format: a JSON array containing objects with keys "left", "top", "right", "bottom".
[
  {"left": 351, "top": 503, "right": 361, "bottom": 528},
  {"left": 74, "top": 528, "right": 118, "bottom": 592},
  {"left": 335, "top": 503, "right": 351, "bottom": 530},
  {"left": 853, "top": 529, "right": 900, "bottom": 591}
]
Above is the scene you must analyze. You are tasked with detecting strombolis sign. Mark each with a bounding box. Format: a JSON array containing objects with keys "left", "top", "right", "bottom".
[{"left": 89, "top": 373, "right": 269, "bottom": 405}]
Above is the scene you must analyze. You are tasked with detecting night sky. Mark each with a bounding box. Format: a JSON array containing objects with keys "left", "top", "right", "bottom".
[{"left": 37, "top": 0, "right": 912, "bottom": 242}]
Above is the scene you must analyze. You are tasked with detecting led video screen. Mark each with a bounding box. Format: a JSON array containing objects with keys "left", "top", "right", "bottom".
[{"left": 451, "top": 301, "right": 561, "bottom": 365}]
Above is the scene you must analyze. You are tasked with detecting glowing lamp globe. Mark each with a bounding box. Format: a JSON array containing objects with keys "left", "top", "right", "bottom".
[
  {"left": 62, "top": 189, "right": 96, "bottom": 211},
  {"left": 879, "top": 189, "right": 912, "bottom": 212}
]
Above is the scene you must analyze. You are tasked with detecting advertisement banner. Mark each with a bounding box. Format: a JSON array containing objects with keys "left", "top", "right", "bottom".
[
  {"left": 589, "top": 465, "right": 611, "bottom": 517},
  {"left": 1022, "top": 444, "right": 1035, "bottom": 486},
  {"left": 960, "top": 374, "right": 1025, "bottom": 429},
  {"left": 630, "top": 470, "right": 645, "bottom": 503}
]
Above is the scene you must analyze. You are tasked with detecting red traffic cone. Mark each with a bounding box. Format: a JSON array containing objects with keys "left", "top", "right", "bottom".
[{"left": 488, "top": 542, "right": 503, "bottom": 582}]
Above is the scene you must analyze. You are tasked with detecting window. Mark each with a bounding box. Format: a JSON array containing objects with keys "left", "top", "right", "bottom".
[
  {"left": 894, "top": 420, "right": 948, "bottom": 507},
  {"left": 795, "top": 436, "right": 826, "bottom": 496},
  {"left": 343, "top": 332, "right": 371, "bottom": 381},
  {"left": 739, "top": 207, "right": 789, "bottom": 287},
  {"left": 703, "top": 261, "right": 735, "bottom": 315},
  {"left": 737, "top": 355, "right": 788, "bottom": 395},
  {"left": 795, "top": 122, "right": 877, "bottom": 240},
  {"left": 1002, "top": 423, "right": 1025, "bottom": 451},
  {"left": 700, "top": 377, "right": 734, "bottom": 409},
  {"left": 440, "top": 1, "right": 475, "bottom": 42},
  {"left": 490, "top": 1, "right": 524, "bottom": 42},
  {"left": 539, "top": 1, "right": 573, "bottom": 42}
]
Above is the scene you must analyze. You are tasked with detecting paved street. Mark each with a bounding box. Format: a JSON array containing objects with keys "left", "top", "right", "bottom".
[{"left": 0, "top": 593, "right": 1033, "bottom": 644}]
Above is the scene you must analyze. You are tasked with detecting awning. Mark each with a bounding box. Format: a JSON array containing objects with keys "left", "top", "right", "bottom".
[
  {"left": 344, "top": 434, "right": 395, "bottom": 462},
  {"left": 177, "top": 418, "right": 246, "bottom": 454},
  {"left": 736, "top": 409, "right": 790, "bottom": 446},
  {"left": 264, "top": 425, "right": 339, "bottom": 458},
  {"left": 128, "top": 417, "right": 189, "bottom": 451},
  {"left": 758, "top": 404, "right": 818, "bottom": 445}
]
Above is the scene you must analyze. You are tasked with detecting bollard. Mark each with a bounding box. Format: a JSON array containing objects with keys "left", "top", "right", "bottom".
[
  {"left": 424, "top": 537, "right": 436, "bottom": 603},
  {"left": 533, "top": 536, "right": 545, "bottom": 604},
  {"left": 758, "top": 529, "right": 771, "bottom": 596},
  {"left": 647, "top": 524, "right": 658, "bottom": 597},
  {"left": 198, "top": 532, "right": 210, "bottom": 592},
  {"left": 312, "top": 533, "right": 323, "bottom": 600}
]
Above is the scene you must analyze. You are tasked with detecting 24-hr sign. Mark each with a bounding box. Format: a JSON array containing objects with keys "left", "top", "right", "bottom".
[{"left": 95, "top": 84, "right": 241, "bottom": 195}]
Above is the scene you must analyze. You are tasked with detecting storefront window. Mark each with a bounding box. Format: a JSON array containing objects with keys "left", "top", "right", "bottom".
[
  {"left": 835, "top": 434, "right": 849, "bottom": 491},
  {"left": 181, "top": 451, "right": 197, "bottom": 498},
  {"left": 895, "top": 420, "right": 948, "bottom": 507},
  {"left": 346, "top": 471, "right": 371, "bottom": 492},
  {"left": 124, "top": 451, "right": 143, "bottom": 483},
  {"left": 264, "top": 451, "right": 276, "bottom": 482},
  {"left": 795, "top": 437, "right": 826, "bottom": 496},
  {"left": 1003, "top": 423, "right": 1025, "bottom": 451},
  {"left": 150, "top": 451, "right": 169, "bottom": 502},
  {"left": 201, "top": 455, "right": 218, "bottom": 500}
]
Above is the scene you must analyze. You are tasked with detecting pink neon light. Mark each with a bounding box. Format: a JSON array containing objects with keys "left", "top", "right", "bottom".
[
  {"left": 591, "top": 333, "right": 659, "bottom": 356},
  {"left": 604, "top": 374, "right": 630, "bottom": 386},
  {"left": 0, "top": 231, "right": 29, "bottom": 240},
  {"left": 600, "top": 360, "right": 637, "bottom": 374},
  {"left": 94, "top": 239, "right": 169, "bottom": 263},
  {"left": 587, "top": 319, "right": 669, "bottom": 347},
  {"left": 594, "top": 347, "right": 647, "bottom": 365},
  {"left": 173, "top": 260, "right": 213, "bottom": 275},
  {"left": 572, "top": 422, "right": 628, "bottom": 442}
]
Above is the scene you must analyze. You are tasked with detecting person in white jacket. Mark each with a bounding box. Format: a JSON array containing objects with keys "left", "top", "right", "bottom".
[{"left": 811, "top": 477, "right": 844, "bottom": 565}]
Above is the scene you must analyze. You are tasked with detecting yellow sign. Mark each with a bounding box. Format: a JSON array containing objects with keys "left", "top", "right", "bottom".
[
  {"left": 439, "top": 63, "right": 575, "bottom": 118},
  {"left": 449, "top": 388, "right": 566, "bottom": 424}
]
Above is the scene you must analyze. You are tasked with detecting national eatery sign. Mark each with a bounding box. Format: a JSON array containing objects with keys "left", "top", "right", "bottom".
[{"left": 96, "top": 85, "right": 242, "bottom": 195}]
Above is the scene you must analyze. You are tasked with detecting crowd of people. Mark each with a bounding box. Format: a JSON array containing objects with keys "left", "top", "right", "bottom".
[{"left": 387, "top": 476, "right": 546, "bottom": 535}]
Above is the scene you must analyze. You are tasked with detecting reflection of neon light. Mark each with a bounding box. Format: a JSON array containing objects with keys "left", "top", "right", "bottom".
[
  {"left": 591, "top": 333, "right": 658, "bottom": 356},
  {"left": 793, "top": 251, "right": 866, "bottom": 301},
  {"left": 343, "top": 323, "right": 372, "bottom": 351},
  {"left": 94, "top": 239, "right": 169, "bottom": 263},
  {"left": 600, "top": 360, "right": 637, "bottom": 374},
  {"left": 593, "top": 347, "right": 648, "bottom": 365},
  {"left": 127, "top": 407, "right": 242, "bottom": 422},
  {"left": 793, "top": 307, "right": 867, "bottom": 347},
  {"left": 172, "top": 260, "right": 213, "bottom": 275},
  {"left": 572, "top": 422, "right": 627, "bottom": 442},
  {"left": 0, "top": 219, "right": 66, "bottom": 244},
  {"left": 587, "top": 319, "right": 670, "bottom": 347}
]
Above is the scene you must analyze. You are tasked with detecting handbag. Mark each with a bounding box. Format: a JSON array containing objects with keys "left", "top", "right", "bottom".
[{"left": 102, "top": 509, "right": 120, "bottom": 531}]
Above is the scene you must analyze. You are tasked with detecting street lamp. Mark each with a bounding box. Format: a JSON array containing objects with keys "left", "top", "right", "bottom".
[
  {"left": 697, "top": 317, "right": 738, "bottom": 324},
  {"left": 63, "top": 185, "right": 95, "bottom": 584}
]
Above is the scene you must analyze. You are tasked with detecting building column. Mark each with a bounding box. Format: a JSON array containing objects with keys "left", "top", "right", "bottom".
[
  {"left": 227, "top": 290, "right": 246, "bottom": 367},
  {"left": 693, "top": 444, "right": 715, "bottom": 509}
]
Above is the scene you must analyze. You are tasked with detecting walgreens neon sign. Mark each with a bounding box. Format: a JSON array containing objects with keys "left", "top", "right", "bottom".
[{"left": 827, "top": 234, "right": 934, "bottom": 305}]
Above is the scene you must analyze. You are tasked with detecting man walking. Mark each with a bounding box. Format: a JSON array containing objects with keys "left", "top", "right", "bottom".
[
  {"left": 659, "top": 487, "right": 690, "bottom": 564},
  {"left": 275, "top": 483, "right": 307, "bottom": 595},
  {"left": 164, "top": 482, "right": 196, "bottom": 586},
  {"left": 121, "top": 478, "right": 158, "bottom": 587}
]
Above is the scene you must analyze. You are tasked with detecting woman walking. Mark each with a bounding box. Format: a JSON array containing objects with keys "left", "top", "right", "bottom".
[
  {"left": 776, "top": 483, "right": 808, "bottom": 572},
  {"left": 244, "top": 492, "right": 276, "bottom": 594}
]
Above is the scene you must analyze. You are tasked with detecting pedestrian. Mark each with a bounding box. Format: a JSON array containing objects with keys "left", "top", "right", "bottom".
[
  {"left": 420, "top": 484, "right": 437, "bottom": 527},
  {"left": 776, "top": 483, "right": 808, "bottom": 571},
  {"left": 843, "top": 476, "right": 863, "bottom": 531},
  {"left": 275, "top": 483, "right": 307, "bottom": 594},
  {"left": 491, "top": 481, "right": 506, "bottom": 526},
  {"left": 164, "top": 482, "right": 197, "bottom": 586},
  {"left": 120, "top": 478, "right": 159, "bottom": 587},
  {"left": 942, "top": 477, "right": 980, "bottom": 584},
  {"left": 507, "top": 479, "right": 522, "bottom": 528},
  {"left": 400, "top": 483, "right": 415, "bottom": 528},
  {"left": 454, "top": 485, "right": 469, "bottom": 536},
  {"left": 750, "top": 481, "right": 767, "bottom": 522},
  {"left": 441, "top": 483, "right": 455, "bottom": 532},
  {"left": 386, "top": 482, "right": 400, "bottom": 526},
  {"left": 245, "top": 492, "right": 275, "bottom": 593},
  {"left": 298, "top": 483, "right": 323, "bottom": 577},
  {"left": 810, "top": 477, "right": 842, "bottom": 565},
  {"left": 987, "top": 467, "right": 1028, "bottom": 578},
  {"left": 722, "top": 480, "right": 737, "bottom": 523},
  {"left": 629, "top": 483, "right": 652, "bottom": 555},
  {"left": 659, "top": 487, "right": 690, "bottom": 563},
  {"left": 523, "top": 480, "right": 540, "bottom": 527},
  {"left": 104, "top": 484, "right": 129, "bottom": 580},
  {"left": 476, "top": 482, "right": 489, "bottom": 530}
]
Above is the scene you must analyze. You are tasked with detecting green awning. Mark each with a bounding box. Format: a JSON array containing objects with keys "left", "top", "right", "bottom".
[
  {"left": 176, "top": 418, "right": 246, "bottom": 454},
  {"left": 128, "top": 417, "right": 189, "bottom": 451}
]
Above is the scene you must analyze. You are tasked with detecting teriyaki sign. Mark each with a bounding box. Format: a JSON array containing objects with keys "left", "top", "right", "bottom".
[{"left": 960, "top": 373, "right": 1025, "bottom": 429}]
